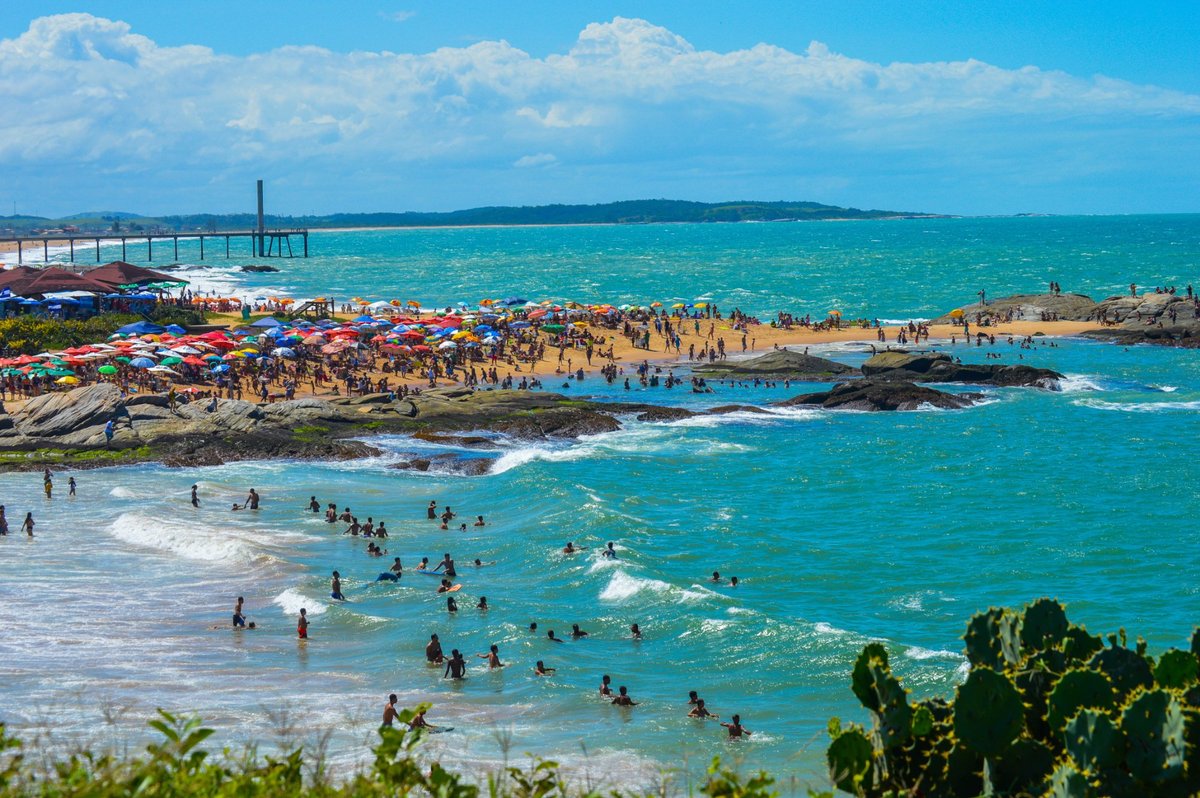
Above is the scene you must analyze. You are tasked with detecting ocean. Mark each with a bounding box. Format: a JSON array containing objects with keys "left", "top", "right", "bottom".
[{"left": 0, "top": 215, "right": 1197, "bottom": 790}]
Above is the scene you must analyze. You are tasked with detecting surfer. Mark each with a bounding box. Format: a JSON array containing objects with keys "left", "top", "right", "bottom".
[
  {"left": 245, "top": 488, "right": 260, "bottom": 510},
  {"left": 443, "top": 649, "right": 467, "bottom": 679},
  {"left": 533, "top": 660, "right": 555, "bottom": 676},
  {"left": 611, "top": 686, "right": 638, "bottom": 706},
  {"left": 233, "top": 597, "right": 246, "bottom": 628},
  {"left": 191, "top": 485, "right": 200, "bottom": 508},
  {"left": 408, "top": 709, "right": 431, "bottom": 730},
  {"left": 382, "top": 694, "right": 399, "bottom": 727},
  {"left": 599, "top": 674, "right": 612, "bottom": 696},
  {"left": 721, "top": 714, "right": 752, "bottom": 738},
  {"left": 331, "top": 571, "right": 345, "bottom": 600},
  {"left": 689, "top": 699, "right": 718, "bottom": 720},
  {"left": 307, "top": 496, "right": 321, "bottom": 512},
  {"left": 437, "top": 579, "right": 455, "bottom": 593},
  {"left": 476, "top": 644, "right": 504, "bottom": 668},
  {"left": 297, "top": 608, "right": 308, "bottom": 639},
  {"left": 425, "top": 633, "right": 444, "bottom": 663}
]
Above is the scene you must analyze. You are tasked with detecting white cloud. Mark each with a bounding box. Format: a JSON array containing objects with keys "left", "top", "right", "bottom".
[
  {"left": 381, "top": 11, "right": 416, "bottom": 23},
  {"left": 0, "top": 13, "right": 1196, "bottom": 214},
  {"left": 514, "top": 152, "right": 557, "bottom": 168}
]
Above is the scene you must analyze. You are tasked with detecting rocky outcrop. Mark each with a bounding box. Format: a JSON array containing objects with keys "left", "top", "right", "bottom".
[
  {"left": 929, "top": 293, "right": 1097, "bottom": 324},
  {"left": 1081, "top": 293, "right": 1200, "bottom": 347},
  {"left": 860, "top": 352, "right": 1063, "bottom": 389},
  {"left": 389, "top": 452, "right": 494, "bottom": 476},
  {"left": 778, "top": 380, "right": 980, "bottom": 411},
  {"left": 241, "top": 264, "right": 281, "bottom": 272},
  {"left": 693, "top": 349, "right": 855, "bottom": 379}
]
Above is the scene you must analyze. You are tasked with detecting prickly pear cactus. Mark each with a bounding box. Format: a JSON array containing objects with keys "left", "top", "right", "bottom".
[
  {"left": 826, "top": 725, "right": 874, "bottom": 795},
  {"left": 1047, "top": 669, "right": 1115, "bottom": 731},
  {"left": 1021, "top": 597, "right": 1069, "bottom": 653},
  {"left": 1047, "top": 763, "right": 1091, "bottom": 798},
  {"left": 984, "top": 737, "right": 1055, "bottom": 795},
  {"left": 963, "top": 608, "right": 1007, "bottom": 669},
  {"left": 1063, "top": 709, "right": 1123, "bottom": 774},
  {"left": 1122, "top": 688, "right": 1186, "bottom": 783},
  {"left": 851, "top": 642, "right": 890, "bottom": 711},
  {"left": 1088, "top": 645, "right": 1154, "bottom": 698},
  {"left": 1153, "top": 648, "right": 1199, "bottom": 690},
  {"left": 953, "top": 667, "right": 1024, "bottom": 756}
]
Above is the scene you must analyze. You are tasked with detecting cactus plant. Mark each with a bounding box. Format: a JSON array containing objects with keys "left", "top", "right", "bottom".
[
  {"left": 851, "top": 642, "right": 889, "bottom": 711},
  {"left": 826, "top": 726, "right": 873, "bottom": 794},
  {"left": 1122, "top": 688, "right": 1186, "bottom": 783},
  {"left": 1047, "top": 669, "right": 1115, "bottom": 731},
  {"left": 953, "top": 667, "right": 1024, "bottom": 756},
  {"left": 1063, "top": 709, "right": 1123, "bottom": 773},
  {"left": 1047, "top": 763, "right": 1091, "bottom": 798},
  {"left": 1154, "top": 648, "right": 1199, "bottom": 689},
  {"left": 1089, "top": 646, "right": 1154, "bottom": 698},
  {"left": 985, "top": 738, "right": 1055, "bottom": 794},
  {"left": 1021, "top": 597, "right": 1069, "bottom": 653}
]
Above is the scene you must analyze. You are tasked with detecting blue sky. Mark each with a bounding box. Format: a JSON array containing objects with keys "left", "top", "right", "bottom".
[{"left": 1, "top": 1, "right": 1197, "bottom": 217}]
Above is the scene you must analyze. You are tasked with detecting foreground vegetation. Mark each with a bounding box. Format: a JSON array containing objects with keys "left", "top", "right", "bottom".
[{"left": 1, "top": 602, "right": 1194, "bottom": 797}]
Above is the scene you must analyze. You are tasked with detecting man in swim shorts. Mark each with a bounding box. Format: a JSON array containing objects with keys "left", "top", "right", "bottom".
[
  {"left": 331, "top": 571, "right": 345, "bottom": 600},
  {"left": 382, "top": 694, "right": 399, "bottom": 727},
  {"left": 425, "top": 633, "right": 444, "bottom": 663},
  {"left": 233, "top": 596, "right": 246, "bottom": 628},
  {"left": 297, "top": 608, "right": 308, "bottom": 639},
  {"left": 433, "top": 553, "right": 456, "bottom": 577},
  {"left": 307, "top": 496, "right": 320, "bottom": 512},
  {"left": 443, "top": 649, "right": 467, "bottom": 679},
  {"left": 245, "top": 488, "right": 260, "bottom": 510},
  {"left": 721, "top": 714, "right": 751, "bottom": 738}
]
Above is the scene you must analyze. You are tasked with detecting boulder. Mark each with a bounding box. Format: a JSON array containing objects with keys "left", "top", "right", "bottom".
[
  {"left": 12, "top": 383, "right": 123, "bottom": 438},
  {"left": 1083, "top": 293, "right": 1200, "bottom": 347},
  {"left": 634, "top": 406, "right": 695, "bottom": 423},
  {"left": 778, "top": 380, "right": 980, "bottom": 411},
  {"left": 929, "top": 293, "right": 1097, "bottom": 324},
  {"left": 693, "top": 349, "right": 854, "bottom": 379},
  {"left": 389, "top": 452, "right": 494, "bottom": 476},
  {"left": 861, "top": 351, "right": 1063, "bottom": 388}
]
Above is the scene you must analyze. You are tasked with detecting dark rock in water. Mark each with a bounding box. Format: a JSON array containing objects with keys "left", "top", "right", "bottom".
[
  {"left": 861, "top": 351, "right": 1063, "bottom": 389},
  {"left": 778, "top": 380, "right": 980, "bottom": 411},
  {"left": 389, "top": 452, "right": 493, "bottom": 476},
  {"left": 241, "top": 264, "right": 281, "bottom": 273},
  {"left": 694, "top": 349, "right": 855, "bottom": 379},
  {"left": 493, "top": 408, "right": 620, "bottom": 439},
  {"left": 929, "top": 293, "right": 1097, "bottom": 324},
  {"left": 634, "top": 406, "right": 695, "bottom": 422},
  {"left": 706, "top": 405, "right": 771, "bottom": 415},
  {"left": 411, "top": 431, "right": 497, "bottom": 448}
]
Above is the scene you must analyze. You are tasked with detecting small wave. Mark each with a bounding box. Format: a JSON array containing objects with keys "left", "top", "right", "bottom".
[
  {"left": 904, "top": 646, "right": 963, "bottom": 661},
  {"left": 109, "top": 512, "right": 267, "bottom": 564},
  {"left": 1076, "top": 398, "right": 1200, "bottom": 413},
  {"left": 272, "top": 588, "right": 327, "bottom": 616},
  {"left": 108, "top": 486, "right": 141, "bottom": 498},
  {"left": 1154, "top": 385, "right": 1179, "bottom": 392},
  {"left": 599, "top": 571, "right": 708, "bottom": 604},
  {"left": 1055, "top": 374, "right": 1103, "bottom": 392}
]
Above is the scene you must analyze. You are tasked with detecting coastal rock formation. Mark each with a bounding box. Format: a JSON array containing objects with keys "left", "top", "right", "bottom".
[
  {"left": 693, "top": 349, "right": 855, "bottom": 379},
  {"left": 241, "top": 264, "right": 281, "bottom": 272},
  {"left": 1082, "top": 292, "right": 1200, "bottom": 347},
  {"left": 929, "top": 293, "right": 1097, "bottom": 324},
  {"left": 778, "top": 380, "right": 980, "bottom": 412},
  {"left": 860, "top": 351, "right": 1063, "bottom": 388},
  {"left": 389, "top": 452, "right": 494, "bottom": 476}
]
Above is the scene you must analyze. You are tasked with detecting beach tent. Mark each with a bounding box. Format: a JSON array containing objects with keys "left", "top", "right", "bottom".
[
  {"left": 84, "top": 261, "right": 186, "bottom": 289},
  {"left": 116, "top": 321, "right": 166, "bottom": 336}
]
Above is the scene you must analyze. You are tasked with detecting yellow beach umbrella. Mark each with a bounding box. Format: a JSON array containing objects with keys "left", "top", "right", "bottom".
[
  {"left": 949, "top": 309, "right": 964, "bottom": 318},
  {"left": 671, "top": 303, "right": 686, "bottom": 309},
  {"left": 56, "top": 376, "right": 79, "bottom": 385},
  {"left": 829, "top": 310, "right": 842, "bottom": 316},
  {"left": 650, "top": 301, "right": 663, "bottom": 307}
]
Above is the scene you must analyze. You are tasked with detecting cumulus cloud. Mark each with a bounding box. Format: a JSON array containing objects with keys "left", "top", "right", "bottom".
[{"left": 0, "top": 13, "right": 1196, "bottom": 214}]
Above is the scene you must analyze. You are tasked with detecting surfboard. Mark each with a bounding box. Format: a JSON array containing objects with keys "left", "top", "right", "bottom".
[
  {"left": 426, "top": 727, "right": 454, "bottom": 734},
  {"left": 439, "top": 584, "right": 462, "bottom": 593}
]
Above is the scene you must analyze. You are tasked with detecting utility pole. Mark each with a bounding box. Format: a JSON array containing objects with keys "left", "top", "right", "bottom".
[{"left": 256, "top": 179, "right": 265, "bottom": 257}]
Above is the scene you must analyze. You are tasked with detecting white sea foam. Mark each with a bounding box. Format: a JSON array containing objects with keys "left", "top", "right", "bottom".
[
  {"left": 905, "top": 646, "right": 963, "bottom": 661},
  {"left": 108, "top": 486, "right": 141, "bottom": 498},
  {"left": 598, "top": 571, "right": 708, "bottom": 604},
  {"left": 1076, "top": 398, "right": 1200, "bottom": 413},
  {"left": 1055, "top": 374, "right": 1104, "bottom": 392},
  {"left": 109, "top": 512, "right": 266, "bottom": 564},
  {"left": 272, "top": 588, "right": 327, "bottom": 616}
]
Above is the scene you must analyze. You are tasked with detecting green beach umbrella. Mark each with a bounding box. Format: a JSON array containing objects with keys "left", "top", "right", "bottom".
[
  {"left": 98, "top": 365, "right": 119, "bottom": 375},
  {"left": 44, "top": 368, "right": 75, "bottom": 377},
  {"left": 160, "top": 356, "right": 183, "bottom": 366},
  {"left": 116, "top": 356, "right": 132, "bottom": 364}
]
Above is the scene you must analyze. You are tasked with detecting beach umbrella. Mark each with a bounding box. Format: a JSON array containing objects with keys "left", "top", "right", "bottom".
[
  {"left": 182, "top": 356, "right": 208, "bottom": 367},
  {"left": 159, "top": 356, "right": 183, "bottom": 366},
  {"left": 211, "top": 364, "right": 231, "bottom": 373},
  {"left": 55, "top": 376, "right": 79, "bottom": 385},
  {"left": 115, "top": 356, "right": 132, "bottom": 364},
  {"left": 148, "top": 366, "right": 180, "bottom": 376},
  {"left": 129, "top": 357, "right": 155, "bottom": 369},
  {"left": 828, "top": 310, "right": 842, "bottom": 316},
  {"left": 542, "top": 324, "right": 565, "bottom": 333},
  {"left": 170, "top": 345, "right": 201, "bottom": 355},
  {"left": 271, "top": 347, "right": 297, "bottom": 358},
  {"left": 98, "top": 365, "right": 119, "bottom": 375},
  {"left": 650, "top": 301, "right": 663, "bottom": 307},
  {"left": 437, "top": 341, "right": 458, "bottom": 350},
  {"left": 949, "top": 309, "right": 964, "bottom": 318}
]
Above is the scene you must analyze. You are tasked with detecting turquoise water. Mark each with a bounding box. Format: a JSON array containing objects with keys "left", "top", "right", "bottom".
[{"left": 1, "top": 217, "right": 1199, "bottom": 789}]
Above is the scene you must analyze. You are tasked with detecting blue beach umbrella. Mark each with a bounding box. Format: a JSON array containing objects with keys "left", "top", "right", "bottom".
[
  {"left": 211, "top": 364, "right": 231, "bottom": 373},
  {"left": 251, "top": 317, "right": 283, "bottom": 328},
  {"left": 128, "top": 357, "right": 156, "bottom": 369}
]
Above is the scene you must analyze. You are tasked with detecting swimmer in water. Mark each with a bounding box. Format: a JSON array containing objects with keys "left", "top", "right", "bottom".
[
  {"left": 476, "top": 596, "right": 488, "bottom": 610},
  {"left": 476, "top": 644, "right": 504, "bottom": 669},
  {"left": 599, "top": 674, "right": 612, "bottom": 696},
  {"left": 438, "top": 579, "right": 454, "bottom": 594},
  {"left": 611, "top": 686, "right": 638, "bottom": 706},
  {"left": 533, "top": 660, "right": 555, "bottom": 676},
  {"left": 562, "top": 541, "right": 587, "bottom": 554},
  {"left": 425, "top": 633, "right": 444, "bottom": 663},
  {"left": 720, "top": 714, "right": 751, "bottom": 738},
  {"left": 427, "top": 501, "right": 438, "bottom": 520},
  {"left": 443, "top": 649, "right": 467, "bottom": 679},
  {"left": 601, "top": 541, "right": 617, "bottom": 558},
  {"left": 474, "top": 515, "right": 485, "bottom": 526},
  {"left": 688, "top": 699, "right": 718, "bottom": 720},
  {"left": 433, "top": 553, "right": 456, "bottom": 577},
  {"left": 571, "top": 624, "right": 589, "bottom": 639},
  {"left": 191, "top": 485, "right": 200, "bottom": 508},
  {"left": 729, "top": 576, "right": 739, "bottom": 587},
  {"left": 307, "top": 496, "right": 320, "bottom": 512},
  {"left": 382, "top": 694, "right": 399, "bottom": 727},
  {"left": 325, "top": 504, "right": 336, "bottom": 523},
  {"left": 630, "top": 623, "right": 642, "bottom": 639},
  {"left": 417, "top": 557, "right": 430, "bottom": 571},
  {"left": 688, "top": 690, "right": 700, "bottom": 705},
  {"left": 710, "top": 571, "right": 721, "bottom": 583},
  {"left": 331, "top": 571, "right": 345, "bottom": 600},
  {"left": 446, "top": 595, "right": 458, "bottom": 613},
  {"left": 546, "top": 630, "right": 564, "bottom": 643}
]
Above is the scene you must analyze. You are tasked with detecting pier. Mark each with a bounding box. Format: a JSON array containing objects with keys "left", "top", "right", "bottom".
[{"left": 0, "top": 229, "right": 309, "bottom": 264}]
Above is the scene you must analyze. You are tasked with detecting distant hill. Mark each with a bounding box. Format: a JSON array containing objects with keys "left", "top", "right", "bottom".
[{"left": 1, "top": 199, "right": 943, "bottom": 235}]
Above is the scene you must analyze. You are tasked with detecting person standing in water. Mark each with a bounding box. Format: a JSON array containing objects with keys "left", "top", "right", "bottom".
[
  {"left": 233, "top": 597, "right": 246, "bottom": 628},
  {"left": 307, "top": 496, "right": 321, "bottom": 512},
  {"left": 191, "top": 485, "right": 200, "bottom": 508},
  {"left": 331, "top": 571, "right": 345, "bottom": 600},
  {"left": 611, "top": 686, "right": 638, "bottom": 706},
  {"left": 425, "top": 634, "right": 444, "bottom": 663},
  {"left": 427, "top": 501, "right": 438, "bottom": 520},
  {"left": 297, "top": 608, "right": 308, "bottom": 639},
  {"left": 476, "top": 644, "right": 504, "bottom": 669},
  {"left": 721, "top": 714, "right": 751, "bottom": 738},
  {"left": 245, "top": 489, "right": 260, "bottom": 510},
  {"left": 68, "top": 477, "right": 76, "bottom": 497},
  {"left": 21, "top": 512, "right": 34, "bottom": 537},
  {"left": 0, "top": 506, "right": 7, "bottom": 536},
  {"left": 382, "top": 694, "right": 399, "bottom": 727},
  {"left": 443, "top": 649, "right": 467, "bottom": 679}
]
